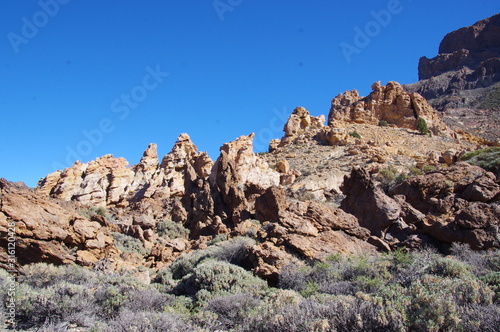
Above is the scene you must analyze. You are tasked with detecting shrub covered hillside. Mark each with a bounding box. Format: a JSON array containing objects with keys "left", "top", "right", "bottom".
[{"left": 2, "top": 239, "right": 499, "bottom": 331}]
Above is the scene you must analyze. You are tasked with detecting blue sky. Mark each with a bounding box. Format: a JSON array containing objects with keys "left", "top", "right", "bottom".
[{"left": 1, "top": 1, "right": 499, "bottom": 187}]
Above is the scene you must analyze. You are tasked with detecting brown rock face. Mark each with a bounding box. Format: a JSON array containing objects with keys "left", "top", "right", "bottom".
[
  {"left": 419, "top": 14, "right": 500, "bottom": 80},
  {"left": 337, "top": 163, "right": 500, "bottom": 251},
  {"left": 329, "top": 81, "right": 452, "bottom": 136},
  {"left": 0, "top": 179, "right": 117, "bottom": 269},
  {"left": 405, "top": 14, "right": 500, "bottom": 142},
  {"left": 254, "top": 184, "right": 376, "bottom": 263},
  {"left": 277, "top": 107, "right": 325, "bottom": 147},
  {"left": 340, "top": 167, "right": 401, "bottom": 238},
  {"left": 250, "top": 242, "right": 302, "bottom": 284},
  {"left": 391, "top": 163, "right": 500, "bottom": 249},
  {"left": 208, "top": 133, "right": 281, "bottom": 224}
]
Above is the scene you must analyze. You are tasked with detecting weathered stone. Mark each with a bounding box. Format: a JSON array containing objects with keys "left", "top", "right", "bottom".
[
  {"left": 341, "top": 167, "right": 401, "bottom": 237},
  {"left": 249, "top": 242, "right": 302, "bottom": 284},
  {"left": 329, "top": 81, "right": 452, "bottom": 136},
  {"left": 255, "top": 186, "right": 289, "bottom": 223},
  {"left": 276, "top": 160, "right": 290, "bottom": 174},
  {"left": 392, "top": 163, "right": 500, "bottom": 249}
]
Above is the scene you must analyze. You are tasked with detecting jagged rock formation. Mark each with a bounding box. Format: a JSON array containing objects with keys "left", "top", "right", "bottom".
[
  {"left": 329, "top": 81, "right": 453, "bottom": 136},
  {"left": 405, "top": 14, "right": 500, "bottom": 142},
  {"left": 339, "top": 163, "right": 500, "bottom": 251},
  {"left": 38, "top": 134, "right": 213, "bottom": 208},
  {"left": 418, "top": 14, "right": 500, "bottom": 82},
  {"left": 279, "top": 106, "right": 325, "bottom": 146},
  {"left": 3, "top": 45, "right": 499, "bottom": 282},
  {"left": 391, "top": 162, "right": 500, "bottom": 250}
]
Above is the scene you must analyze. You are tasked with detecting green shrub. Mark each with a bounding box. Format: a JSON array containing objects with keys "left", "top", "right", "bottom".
[
  {"left": 377, "top": 165, "right": 407, "bottom": 191},
  {"left": 389, "top": 248, "right": 414, "bottom": 269},
  {"left": 16, "top": 281, "right": 98, "bottom": 328},
  {"left": 156, "top": 220, "right": 189, "bottom": 239},
  {"left": 205, "top": 293, "right": 261, "bottom": 330},
  {"left": 416, "top": 117, "right": 429, "bottom": 135},
  {"left": 169, "top": 237, "right": 255, "bottom": 280},
  {"left": 19, "top": 263, "right": 99, "bottom": 289},
  {"left": 191, "top": 259, "right": 267, "bottom": 302},
  {"left": 349, "top": 131, "right": 362, "bottom": 139},
  {"left": 106, "top": 309, "right": 196, "bottom": 332},
  {"left": 10, "top": 243, "right": 500, "bottom": 331},
  {"left": 428, "top": 256, "right": 473, "bottom": 279},
  {"left": 207, "top": 233, "right": 229, "bottom": 246},
  {"left": 407, "top": 274, "right": 494, "bottom": 330},
  {"left": 378, "top": 120, "right": 388, "bottom": 127},
  {"left": 422, "top": 164, "right": 437, "bottom": 173},
  {"left": 461, "top": 147, "right": 500, "bottom": 175},
  {"left": 112, "top": 232, "right": 149, "bottom": 256},
  {"left": 459, "top": 304, "right": 500, "bottom": 332},
  {"left": 480, "top": 272, "right": 500, "bottom": 303},
  {"left": 478, "top": 86, "right": 500, "bottom": 110},
  {"left": 81, "top": 206, "right": 108, "bottom": 218},
  {"left": 280, "top": 254, "right": 391, "bottom": 297}
]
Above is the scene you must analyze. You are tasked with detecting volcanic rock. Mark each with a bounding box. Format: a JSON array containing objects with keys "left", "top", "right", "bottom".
[{"left": 329, "top": 81, "right": 452, "bottom": 136}]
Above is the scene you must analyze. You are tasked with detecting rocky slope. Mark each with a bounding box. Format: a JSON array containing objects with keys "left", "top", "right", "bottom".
[
  {"left": 4, "top": 12, "right": 500, "bottom": 279},
  {"left": 405, "top": 13, "right": 500, "bottom": 142},
  {"left": 2, "top": 80, "right": 498, "bottom": 283}
]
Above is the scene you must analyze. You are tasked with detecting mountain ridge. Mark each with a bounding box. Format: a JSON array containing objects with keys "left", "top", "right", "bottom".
[{"left": 1, "top": 14, "right": 499, "bottom": 284}]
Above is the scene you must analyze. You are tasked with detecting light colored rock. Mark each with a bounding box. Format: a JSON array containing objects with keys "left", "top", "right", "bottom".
[
  {"left": 316, "top": 127, "right": 348, "bottom": 146},
  {"left": 212, "top": 133, "right": 280, "bottom": 190},
  {"left": 37, "top": 170, "right": 62, "bottom": 196},
  {"left": 37, "top": 134, "right": 214, "bottom": 208},
  {"left": 276, "top": 159, "right": 290, "bottom": 174},
  {"left": 442, "top": 149, "right": 458, "bottom": 166},
  {"left": 269, "top": 138, "right": 281, "bottom": 152},
  {"left": 329, "top": 81, "right": 453, "bottom": 136},
  {"left": 0, "top": 179, "right": 118, "bottom": 268}
]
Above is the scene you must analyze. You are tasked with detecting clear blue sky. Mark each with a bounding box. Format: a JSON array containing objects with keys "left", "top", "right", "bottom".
[{"left": 1, "top": 1, "right": 499, "bottom": 187}]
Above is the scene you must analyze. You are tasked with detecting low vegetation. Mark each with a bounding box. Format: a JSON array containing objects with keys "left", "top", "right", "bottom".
[
  {"left": 461, "top": 147, "right": 500, "bottom": 176},
  {"left": 156, "top": 220, "right": 190, "bottom": 239},
  {"left": 478, "top": 85, "right": 500, "bottom": 110},
  {"left": 349, "top": 131, "right": 362, "bottom": 139},
  {"left": 416, "top": 117, "right": 429, "bottom": 135},
  {"left": 375, "top": 165, "right": 436, "bottom": 192},
  {"left": 2, "top": 241, "right": 499, "bottom": 331},
  {"left": 112, "top": 232, "right": 150, "bottom": 256}
]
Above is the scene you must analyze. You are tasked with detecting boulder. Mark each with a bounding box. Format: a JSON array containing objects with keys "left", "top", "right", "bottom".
[{"left": 340, "top": 167, "right": 401, "bottom": 237}]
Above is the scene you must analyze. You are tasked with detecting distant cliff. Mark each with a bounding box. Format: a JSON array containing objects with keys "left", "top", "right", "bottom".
[{"left": 405, "top": 13, "right": 500, "bottom": 143}]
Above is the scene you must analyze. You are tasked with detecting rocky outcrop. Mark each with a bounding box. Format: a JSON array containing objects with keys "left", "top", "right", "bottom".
[
  {"left": 339, "top": 163, "right": 500, "bottom": 250},
  {"left": 329, "top": 81, "right": 453, "bottom": 136},
  {"left": 391, "top": 163, "right": 499, "bottom": 249},
  {"left": 405, "top": 14, "right": 500, "bottom": 142},
  {"left": 340, "top": 167, "right": 401, "bottom": 238},
  {"left": 0, "top": 178, "right": 118, "bottom": 269},
  {"left": 206, "top": 133, "right": 281, "bottom": 225},
  {"left": 10, "top": 87, "right": 497, "bottom": 282},
  {"left": 273, "top": 107, "right": 325, "bottom": 148},
  {"left": 418, "top": 14, "right": 500, "bottom": 81},
  {"left": 254, "top": 185, "right": 376, "bottom": 263},
  {"left": 38, "top": 134, "right": 213, "bottom": 208}
]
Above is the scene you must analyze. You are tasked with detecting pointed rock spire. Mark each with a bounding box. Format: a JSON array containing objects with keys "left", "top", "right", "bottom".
[{"left": 161, "top": 133, "right": 198, "bottom": 169}]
